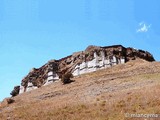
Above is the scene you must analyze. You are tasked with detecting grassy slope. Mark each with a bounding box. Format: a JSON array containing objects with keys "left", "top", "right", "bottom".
[{"left": 1, "top": 59, "right": 160, "bottom": 120}]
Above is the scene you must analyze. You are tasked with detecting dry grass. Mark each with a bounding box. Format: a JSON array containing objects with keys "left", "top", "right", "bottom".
[{"left": 1, "top": 59, "right": 160, "bottom": 120}]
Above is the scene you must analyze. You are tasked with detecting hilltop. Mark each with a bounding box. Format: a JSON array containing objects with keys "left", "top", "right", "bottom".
[
  {"left": 0, "top": 45, "right": 158, "bottom": 120},
  {"left": 0, "top": 59, "right": 160, "bottom": 120},
  {"left": 11, "top": 45, "right": 155, "bottom": 95}
]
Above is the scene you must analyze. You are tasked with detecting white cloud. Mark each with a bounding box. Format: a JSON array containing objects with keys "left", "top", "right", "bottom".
[
  {"left": 136, "top": 22, "right": 151, "bottom": 33},
  {"left": 139, "top": 21, "right": 144, "bottom": 26}
]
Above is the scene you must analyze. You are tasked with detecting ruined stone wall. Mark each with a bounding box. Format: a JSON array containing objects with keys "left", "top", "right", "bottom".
[
  {"left": 19, "top": 60, "right": 59, "bottom": 94},
  {"left": 72, "top": 52, "right": 125, "bottom": 76},
  {"left": 17, "top": 45, "right": 155, "bottom": 94}
]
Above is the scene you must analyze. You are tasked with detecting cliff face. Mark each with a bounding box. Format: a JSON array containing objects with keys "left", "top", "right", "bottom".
[{"left": 14, "top": 45, "right": 154, "bottom": 94}]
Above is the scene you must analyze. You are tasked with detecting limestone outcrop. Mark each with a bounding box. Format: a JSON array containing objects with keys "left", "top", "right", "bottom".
[{"left": 13, "top": 45, "right": 154, "bottom": 95}]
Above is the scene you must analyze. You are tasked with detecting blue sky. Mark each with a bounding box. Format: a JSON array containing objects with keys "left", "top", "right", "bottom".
[{"left": 0, "top": 0, "right": 160, "bottom": 101}]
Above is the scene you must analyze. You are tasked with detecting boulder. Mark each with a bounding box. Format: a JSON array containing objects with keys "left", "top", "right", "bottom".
[
  {"left": 10, "top": 86, "right": 20, "bottom": 97},
  {"left": 0, "top": 98, "right": 15, "bottom": 107}
]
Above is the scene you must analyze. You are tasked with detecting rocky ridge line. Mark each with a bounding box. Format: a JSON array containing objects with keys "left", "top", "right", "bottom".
[{"left": 11, "top": 45, "right": 155, "bottom": 95}]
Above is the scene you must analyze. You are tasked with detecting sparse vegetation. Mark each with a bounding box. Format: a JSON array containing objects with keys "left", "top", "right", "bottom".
[{"left": 61, "top": 72, "right": 73, "bottom": 84}]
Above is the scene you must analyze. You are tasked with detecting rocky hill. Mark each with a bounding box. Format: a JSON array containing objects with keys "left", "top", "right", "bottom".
[
  {"left": 1, "top": 59, "right": 160, "bottom": 120},
  {"left": 11, "top": 45, "right": 155, "bottom": 96}
]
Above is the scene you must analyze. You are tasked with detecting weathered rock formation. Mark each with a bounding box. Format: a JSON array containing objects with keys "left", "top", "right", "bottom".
[
  {"left": 15, "top": 45, "right": 154, "bottom": 94},
  {"left": 10, "top": 86, "right": 20, "bottom": 97}
]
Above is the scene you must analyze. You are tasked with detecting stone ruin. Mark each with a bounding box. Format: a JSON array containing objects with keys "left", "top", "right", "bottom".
[
  {"left": 11, "top": 45, "right": 155, "bottom": 95},
  {"left": 72, "top": 52, "right": 125, "bottom": 76}
]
